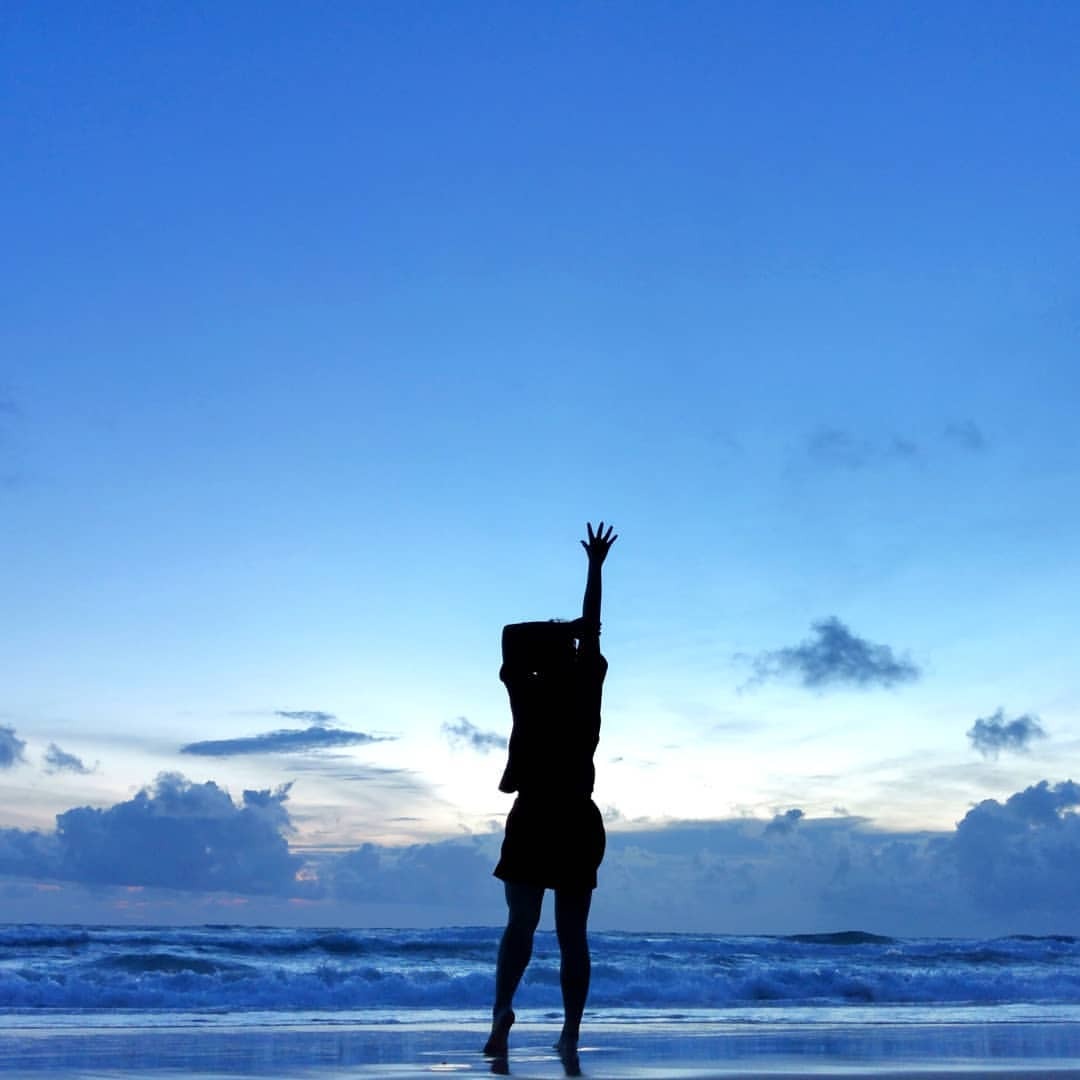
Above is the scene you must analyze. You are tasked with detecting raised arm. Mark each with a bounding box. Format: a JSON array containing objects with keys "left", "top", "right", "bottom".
[{"left": 578, "top": 521, "right": 617, "bottom": 650}]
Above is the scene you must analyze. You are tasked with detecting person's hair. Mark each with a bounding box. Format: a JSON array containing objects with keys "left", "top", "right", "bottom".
[{"left": 502, "top": 621, "right": 575, "bottom": 671}]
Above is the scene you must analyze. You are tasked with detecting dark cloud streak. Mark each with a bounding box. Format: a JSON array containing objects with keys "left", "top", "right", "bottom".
[
  {"left": 803, "top": 421, "right": 989, "bottom": 470},
  {"left": 0, "top": 726, "right": 27, "bottom": 769},
  {"left": 441, "top": 718, "right": 507, "bottom": 754},
  {"left": 805, "top": 428, "right": 920, "bottom": 470},
  {"left": 944, "top": 420, "right": 987, "bottom": 451},
  {"left": 181, "top": 725, "right": 390, "bottom": 757},
  {"left": 968, "top": 709, "right": 1047, "bottom": 759},
  {"left": 805, "top": 428, "right": 875, "bottom": 470},
  {"left": 765, "top": 808, "right": 804, "bottom": 835},
  {"left": 43, "top": 744, "right": 95, "bottom": 775},
  {"left": 749, "top": 617, "right": 920, "bottom": 690},
  {"left": 274, "top": 710, "right": 335, "bottom": 726}
]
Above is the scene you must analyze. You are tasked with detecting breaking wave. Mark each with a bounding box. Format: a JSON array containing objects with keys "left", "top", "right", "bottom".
[{"left": 4, "top": 924, "right": 1080, "bottom": 1011}]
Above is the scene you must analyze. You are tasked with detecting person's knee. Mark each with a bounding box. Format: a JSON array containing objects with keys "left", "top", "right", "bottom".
[
  {"left": 554, "top": 890, "right": 591, "bottom": 927},
  {"left": 508, "top": 908, "right": 541, "bottom": 935},
  {"left": 505, "top": 883, "right": 544, "bottom": 932},
  {"left": 556, "top": 926, "right": 588, "bottom": 953},
  {"left": 554, "top": 917, "right": 590, "bottom": 951}
]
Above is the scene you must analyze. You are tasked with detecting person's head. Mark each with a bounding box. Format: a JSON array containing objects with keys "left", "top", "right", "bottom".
[{"left": 502, "top": 620, "right": 577, "bottom": 674}]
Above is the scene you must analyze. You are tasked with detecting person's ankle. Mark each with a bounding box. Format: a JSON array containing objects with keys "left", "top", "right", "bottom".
[
  {"left": 555, "top": 1035, "right": 582, "bottom": 1077},
  {"left": 482, "top": 1008, "right": 515, "bottom": 1057}
]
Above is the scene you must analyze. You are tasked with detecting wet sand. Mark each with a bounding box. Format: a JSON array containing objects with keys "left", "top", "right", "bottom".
[{"left": 3, "top": 1017, "right": 1080, "bottom": 1078}]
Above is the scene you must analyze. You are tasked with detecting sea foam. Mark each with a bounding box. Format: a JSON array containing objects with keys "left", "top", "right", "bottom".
[{"left": 3, "top": 924, "right": 1080, "bottom": 1012}]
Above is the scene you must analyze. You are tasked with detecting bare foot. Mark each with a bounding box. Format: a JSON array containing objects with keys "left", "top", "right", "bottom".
[
  {"left": 482, "top": 1008, "right": 515, "bottom": 1057},
  {"left": 554, "top": 1036, "right": 581, "bottom": 1077}
]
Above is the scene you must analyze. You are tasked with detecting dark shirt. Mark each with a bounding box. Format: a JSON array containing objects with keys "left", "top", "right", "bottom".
[{"left": 498, "top": 649, "right": 607, "bottom": 798}]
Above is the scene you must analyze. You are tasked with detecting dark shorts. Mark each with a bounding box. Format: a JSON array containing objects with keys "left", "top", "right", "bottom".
[{"left": 494, "top": 794, "right": 606, "bottom": 891}]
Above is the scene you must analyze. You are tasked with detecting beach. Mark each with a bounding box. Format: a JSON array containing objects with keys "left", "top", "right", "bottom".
[
  {"left": 3, "top": 1013, "right": 1080, "bottom": 1078},
  {"left": 4, "top": 925, "right": 1080, "bottom": 1077}
]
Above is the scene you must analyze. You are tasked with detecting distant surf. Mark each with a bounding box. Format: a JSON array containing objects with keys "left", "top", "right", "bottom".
[{"left": 4, "top": 923, "right": 1080, "bottom": 1012}]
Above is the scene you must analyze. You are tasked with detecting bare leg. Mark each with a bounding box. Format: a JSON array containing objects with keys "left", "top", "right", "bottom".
[
  {"left": 484, "top": 881, "right": 544, "bottom": 1057},
  {"left": 553, "top": 887, "right": 592, "bottom": 1073}
]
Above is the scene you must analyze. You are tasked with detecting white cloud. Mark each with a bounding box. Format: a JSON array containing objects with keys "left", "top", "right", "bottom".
[{"left": 2, "top": 775, "right": 1079, "bottom": 935}]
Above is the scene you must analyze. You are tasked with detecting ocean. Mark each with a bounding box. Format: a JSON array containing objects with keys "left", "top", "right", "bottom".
[{"left": 3, "top": 924, "right": 1080, "bottom": 1076}]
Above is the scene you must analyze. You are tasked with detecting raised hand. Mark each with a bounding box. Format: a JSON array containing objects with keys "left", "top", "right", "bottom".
[{"left": 580, "top": 521, "right": 617, "bottom": 565}]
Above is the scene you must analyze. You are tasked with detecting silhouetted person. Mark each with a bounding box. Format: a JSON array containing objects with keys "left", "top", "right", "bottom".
[{"left": 483, "top": 522, "right": 617, "bottom": 1075}]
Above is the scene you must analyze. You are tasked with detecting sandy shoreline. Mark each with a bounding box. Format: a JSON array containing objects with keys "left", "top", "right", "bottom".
[{"left": 3, "top": 1018, "right": 1080, "bottom": 1078}]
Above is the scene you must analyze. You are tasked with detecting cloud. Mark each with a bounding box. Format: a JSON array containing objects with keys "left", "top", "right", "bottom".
[
  {"left": 0, "top": 726, "right": 27, "bottom": 769},
  {"left": 274, "top": 710, "right": 335, "bottom": 726},
  {"left": 749, "top": 617, "right": 920, "bottom": 690},
  {"left": 0, "top": 827, "right": 56, "bottom": 879},
  {"left": 804, "top": 423, "right": 991, "bottom": 470},
  {"left": 441, "top": 717, "right": 507, "bottom": 754},
  {"left": 764, "top": 808, "right": 804, "bottom": 835},
  {"left": 52, "top": 772, "right": 305, "bottom": 894},
  {"left": 891, "top": 438, "right": 919, "bottom": 461},
  {"left": 0, "top": 773, "right": 306, "bottom": 895},
  {"left": 4, "top": 775, "right": 1080, "bottom": 933},
  {"left": 968, "top": 709, "right": 1047, "bottom": 759},
  {"left": 806, "top": 428, "right": 874, "bottom": 469},
  {"left": 593, "top": 815, "right": 954, "bottom": 932},
  {"left": 952, "top": 780, "right": 1080, "bottom": 916},
  {"left": 805, "top": 428, "right": 920, "bottom": 470},
  {"left": 42, "top": 744, "right": 96, "bottom": 775},
  {"left": 328, "top": 837, "right": 497, "bottom": 906},
  {"left": 944, "top": 420, "right": 987, "bottom": 452},
  {"left": 595, "top": 784, "right": 1080, "bottom": 934},
  {"left": 181, "top": 724, "right": 390, "bottom": 757}
]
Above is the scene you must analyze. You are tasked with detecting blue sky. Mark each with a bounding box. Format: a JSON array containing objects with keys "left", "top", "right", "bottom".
[{"left": 2, "top": 2, "right": 1080, "bottom": 931}]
